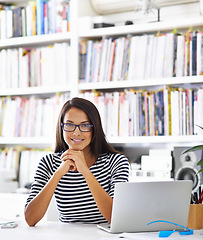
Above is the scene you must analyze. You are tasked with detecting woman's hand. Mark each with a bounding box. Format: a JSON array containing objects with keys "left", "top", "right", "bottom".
[
  {"left": 61, "top": 149, "right": 89, "bottom": 175},
  {"left": 57, "top": 158, "right": 77, "bottom": 177}
]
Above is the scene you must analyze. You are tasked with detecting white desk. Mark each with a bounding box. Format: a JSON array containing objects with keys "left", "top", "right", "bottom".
[{"left": 0, "top": 220, "right": 202, "bottom": 240}]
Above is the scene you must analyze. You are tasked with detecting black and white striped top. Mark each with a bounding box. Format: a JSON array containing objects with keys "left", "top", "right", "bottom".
[{"left": 26, "top": 152, "right": 129, "bottom": 224}]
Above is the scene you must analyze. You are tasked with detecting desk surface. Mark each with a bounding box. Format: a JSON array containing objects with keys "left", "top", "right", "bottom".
[{"left": 0, "top": 220, "right": 202, "bottom": 240}]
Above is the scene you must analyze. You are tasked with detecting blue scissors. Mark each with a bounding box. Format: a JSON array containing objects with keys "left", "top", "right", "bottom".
[{"left": 147, "top": 220, "right": 193, "bottom": 238}]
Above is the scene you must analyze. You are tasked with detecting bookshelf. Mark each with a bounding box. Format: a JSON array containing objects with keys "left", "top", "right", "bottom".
[
  {"left": 0, "top": 0, "right": 203, "bottom": 192},
  {"left": 77, "top": 0, "right": 203, "bottom": 143},
  {"left": 0, "top": 0, "right": 77, "bottom": 149},
  {"left": 0, "top": 0, "right": 202, "bottom": 147},
  {"left": 0, "top": 0, "right": 77, "bottom": 194}
]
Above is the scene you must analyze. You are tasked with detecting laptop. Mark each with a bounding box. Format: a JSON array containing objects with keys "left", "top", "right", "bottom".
[{"left": 97, "top": 180, "right": 192, "bottom": 233}]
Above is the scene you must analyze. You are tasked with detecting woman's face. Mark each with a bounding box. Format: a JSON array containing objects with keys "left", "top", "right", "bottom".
[{"left": 62, "top": 107, "right": 92, "bottom": 152}]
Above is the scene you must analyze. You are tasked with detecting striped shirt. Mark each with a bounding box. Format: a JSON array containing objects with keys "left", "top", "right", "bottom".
[{"left": 26, "top": 152, "right": 129, "bottom": 224}]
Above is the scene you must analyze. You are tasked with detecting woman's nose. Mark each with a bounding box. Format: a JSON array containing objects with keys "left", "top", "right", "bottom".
[{"left": 73, "top": 126, "right": 81, "bottom": 134}]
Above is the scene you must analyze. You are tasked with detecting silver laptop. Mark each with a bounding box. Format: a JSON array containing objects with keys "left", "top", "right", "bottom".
[{"left": 98, "top": 180, "right": 192, "bottom": 233}]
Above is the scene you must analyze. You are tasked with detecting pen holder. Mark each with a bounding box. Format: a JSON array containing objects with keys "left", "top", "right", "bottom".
[{"left": 187, "top": 204, "right": 203, "bottom": 229}]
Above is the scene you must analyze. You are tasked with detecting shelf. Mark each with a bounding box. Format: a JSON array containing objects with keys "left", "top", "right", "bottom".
[
  {"left": 0, "top": 135, "right": 202, "bottom": 147},
  {"left": 0, "top": 32, "right": 72, "bottom": 48},
  {"left": 79, "top": 16, "right": 203, "bottom": 38},
  {"left": 108, "top": 135, "right": 203, "bottom": 146},
  {"left": 0, "top": 85, "right": 72, "bottom": 96},
  {"left": 78, "top": 76, "right": 203, "bottom": 91},
  {"left": 0, "top": 137, "right": 54, "bottom": 146}
]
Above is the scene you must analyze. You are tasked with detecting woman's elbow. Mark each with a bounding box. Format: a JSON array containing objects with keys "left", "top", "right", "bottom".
[{"left": 24, "top": 207, "right": 37, "bottom": 227}]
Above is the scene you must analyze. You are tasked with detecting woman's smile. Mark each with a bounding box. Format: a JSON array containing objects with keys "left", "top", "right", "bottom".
[{"left": 71, "top": 138, "right": 84, "bottom": 144}]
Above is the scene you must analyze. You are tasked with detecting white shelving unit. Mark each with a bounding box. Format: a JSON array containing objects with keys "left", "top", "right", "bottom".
[
  {"left": 0, "top": 0, "right": 202, "bottom": 160},
  {"left": 0, "top": 32, "right": 72, "bottom": 48},
  {"left": 79, "top": 76, "right": 203, "bottom": 90},
  {"left": 0, "top": 0, "right": 78, "bottom": 149},
  {"left": 77, "top": 1, "right": 203, "bottom": 146}
]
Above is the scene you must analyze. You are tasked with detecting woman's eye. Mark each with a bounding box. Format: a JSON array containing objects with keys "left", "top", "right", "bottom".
[{"left": 82, "top": 124, "right": 88, "bottom": 127}]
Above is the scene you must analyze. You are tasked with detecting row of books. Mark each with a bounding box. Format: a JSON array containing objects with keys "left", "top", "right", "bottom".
[
  {"left": 79, "top": 87, "right": 203, "bottom": 137},
  {"left": 0, "top": 92, "right": 70, "bottom": 137},
  {"left": 0, "top": 42, "right": 70, "bottom": 88},
  {"left": 79, "top": 30, "right": 203, "bottom": 82},
  {"left": 0, "top": 147, "right": 51, "bottom": 188},
  {"left": 0, "top": 0, "right": 70, "bottom": 39}
]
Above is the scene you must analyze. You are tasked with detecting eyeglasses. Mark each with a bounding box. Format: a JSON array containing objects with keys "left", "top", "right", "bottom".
[{"left": 61, "top": 123, "right": 93, "bottom": 132}]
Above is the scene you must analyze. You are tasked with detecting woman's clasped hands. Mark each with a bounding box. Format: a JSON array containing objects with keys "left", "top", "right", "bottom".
[{"left": 59, "top": 149, "right": 89, "bottom": 176}]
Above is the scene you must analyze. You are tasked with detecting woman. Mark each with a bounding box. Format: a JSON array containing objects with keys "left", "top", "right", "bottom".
[{"left": 24, "top": 97, "right": 129, "bottom": 226}]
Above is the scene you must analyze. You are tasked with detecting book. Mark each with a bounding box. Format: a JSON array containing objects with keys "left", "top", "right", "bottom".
[
  {"left": 93, "top": 40, "right": 102, "bottom": 83},
  {"left": 98, "top": 39, "right": 108, "bottom": 82},
  {"left": 26, "top": 3, "right": 32, "bottom": 36},
  {"left": 172, "top": 33, "right": 177, "bottom": 77},
  {"left": 184, "top": 31, "right": 190, "bottom": 76},
  {"left": 31, "top": 0, "right": 37, "bottom": 35},
  {"left": 2, "top": 98, "right": 17, "bottom": 137},
  {"left": 18, "top": 48, "right": 29, "bottom": 88},
  {"left": 21, "top": 7, "right": 27, "bottom": 37},
  {"left": 144, "top": 35, "right": 154, "bottom": 79},
  {"left": 106, "top": 38, "right": 116, "bottom": 82},
  {"left": 79, "top": 40, "right": 87, "bottom": 81},
  {"left": 116, "top": 37, "right": 125, "bottom": 81},
  {"left": 192, "top": 31, "right": 197, "bottom": 76},
  {"left": 6, "top": 6, "right": 13, "bottom": 38},
  {"left": 12, "top": 6, "right": 22, "bottom": 37},
  {"left": 176, "top": 34, "right": 185, "bottom": 77},
  {"left": 196, "top": 31, "right": 203, "bottom": 75},
  {"left": 196, "top": 89, "right": 203, "bottom": 135},
  {"left": 0, "top": 8, "right": 6, "bottom": 39},
  {"left": 89, "top": 41, "right": 97, "bottom": 82},
  {"left": 84, "top": 40, "right": 93, "bottom": 83},
  {"left": 112, "top": 38, "right": 121, "bottom": 81},
  {"left": 163, "top": 33, "right": 174, "bottom": 78},
  {"left": 127, "top": 36, "right": 137, "bottom": 80},
  {"left": 119, "top": 92, "right": 129, "bottom": 137},
  {"left": 121, "top": 36, "right": 131, "bottom": 81},
  {"left": 36, "top": 0, "right": 42, "bottom": 35},
  {"left": 136, "top": 35, "right": 148, "bottom": 79}
]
